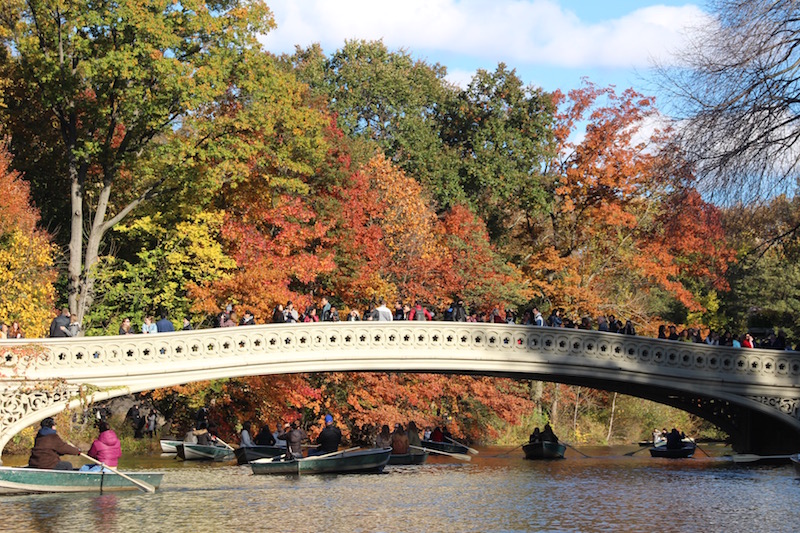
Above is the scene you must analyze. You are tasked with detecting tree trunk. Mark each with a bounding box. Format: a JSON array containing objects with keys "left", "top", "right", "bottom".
[{"left": 606, "top": 392, "right": 617, "bottom": 443}]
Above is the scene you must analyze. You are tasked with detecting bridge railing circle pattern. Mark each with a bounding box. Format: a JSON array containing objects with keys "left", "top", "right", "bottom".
[{"left": 2, "top": 324, "right": 800, "bottom": 383}]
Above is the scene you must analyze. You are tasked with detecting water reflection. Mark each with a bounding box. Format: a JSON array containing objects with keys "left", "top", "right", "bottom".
[{"left": 2, "top": 446, "right": 799, "bottom": 533}]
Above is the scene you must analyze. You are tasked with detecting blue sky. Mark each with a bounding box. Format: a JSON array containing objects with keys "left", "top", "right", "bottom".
[{"left": 259, "top": 0, "right": 713, "bottom": 99}]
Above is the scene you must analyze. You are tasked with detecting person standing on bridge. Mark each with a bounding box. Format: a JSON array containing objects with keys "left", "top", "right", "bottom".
[
  {"left": 375, "top": 298, "right": 393, "bottom": 321},
  {"left": 156, "top": 311, "right": 175, "bottom": 332},
  {"left": 48, "top": 306, "right": 71, "bottom": 337},
  {"left": 28, "top": 417, "right": 82, "bottom": 470},
  {"left": 408, "top": 302, "right": 432, "bottom": 321},
  {"left": 532, "top": 307, "right": 544, "bottom": 327}
]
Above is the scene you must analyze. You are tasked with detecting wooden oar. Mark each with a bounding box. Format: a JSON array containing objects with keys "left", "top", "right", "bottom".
[
  {"left": 79, "top": 453, "right": 156, "bottom": 493},
  {"left": 624, "top": 445, "right": 652, "bottom": 457},
  {"left": 561, "top": 441, "right": 591, "bottom": 458},
  {"left": 213, "top": 436, "right": 235, "bottom": 451},
  {"left": 445, "top": 436, "right": 479, "bottom": 455},
  {"left": 494, "top": 443, "right": 525, "bottom": 457},
  {"left": 731, "top": 454, "right": 794, "bottom": 463},
  {"left": 410, "top": 445, "right": 471, "bottom": 461},
  {"left": 311, "top": 446, "right": 360, "bottom": 460}
]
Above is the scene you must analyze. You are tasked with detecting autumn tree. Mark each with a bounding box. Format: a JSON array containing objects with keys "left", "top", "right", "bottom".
[
  {"left": 0, "top": 0, "right": 275, "bottom": 326},
  {"left": 0, "top": 138, "right": 56, "bottom": 336},
  {"left": 525, "top": 83, "right": 734, "bottom": 329}
]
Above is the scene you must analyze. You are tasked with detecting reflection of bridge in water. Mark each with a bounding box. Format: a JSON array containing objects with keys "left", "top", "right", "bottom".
[{"left": 2, "top": 322, "right": 799, "bottom": 460}]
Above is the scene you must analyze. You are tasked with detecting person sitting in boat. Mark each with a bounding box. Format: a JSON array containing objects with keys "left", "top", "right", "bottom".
[
  {"left": 665, "top": 428, "right": 683, "bottom": 450},
  {"left": 376, "top": 424, "right": 393, "bottom": 448},
  {"left": 529, "top": 427, "right": 542, "bottom": 443},
  {"left": 193, "top": 421, "right": 214, "bottom": 446},
  {"left": 183, "top": 424, "right": 198, "bottom": 444},
  {"left": 391, "top": 423, "right": 410, "bottom": 455},
  {"left": 407, "top": 421, "right": 422, "bottom": 452},
  {"left": 308, "top": 414, "right": 342, "bottom": 456},
  {"left": 240, "top": 421, "right": 256, "bottom": 448},
  {"left": 277, "top": 422, "right": 307, "bottom": 459},
  {"left": 28, "top": 417, "right": 82, "bottom": 470},
  {"left": 541, "top": 424, "right": 559, "bottom": 443},
  {"left": 80, "top": 420, "right": 121, "bottom": 472},
  {"left": 430, "top": 426, "right": 444, "bottom": 442},
  {"left": 255, "top": 424, "right": 277, "bottom": 446}
]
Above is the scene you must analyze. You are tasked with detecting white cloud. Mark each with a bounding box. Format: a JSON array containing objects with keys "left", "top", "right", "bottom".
[{"left": 260, "top": 0, "right": 711, "bottom": 69}]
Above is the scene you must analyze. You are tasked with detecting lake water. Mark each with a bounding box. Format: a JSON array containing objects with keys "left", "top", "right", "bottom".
[{"left": 2, "top": 445, "right": 799, "bottom": 532}]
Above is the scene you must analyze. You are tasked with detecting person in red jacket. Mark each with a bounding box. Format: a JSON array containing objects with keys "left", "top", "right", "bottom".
[
  {"left": 28, "top": 417, "right": 81, "bottom": 470},
  {"left": 80, "top": 420, "right": 122, "bottom": 471}
]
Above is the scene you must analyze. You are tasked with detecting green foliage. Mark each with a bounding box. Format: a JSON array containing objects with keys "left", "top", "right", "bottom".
[{"left": 84, "top": 211, "right": 235, "bottom": 334}]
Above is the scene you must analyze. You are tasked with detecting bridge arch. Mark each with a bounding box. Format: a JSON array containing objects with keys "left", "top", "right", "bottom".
[{"left": 2, "top": 323, "right": 799, "bottom": 460}]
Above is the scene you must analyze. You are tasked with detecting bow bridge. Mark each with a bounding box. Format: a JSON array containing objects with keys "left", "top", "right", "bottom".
[{"left": 1, "top": 322, "right": 799, "bottom": 460}]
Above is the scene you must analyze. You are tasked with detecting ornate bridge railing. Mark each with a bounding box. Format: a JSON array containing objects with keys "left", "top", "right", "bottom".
[{"left": 2, "top": 323, "right": 799, "bottom": 458}]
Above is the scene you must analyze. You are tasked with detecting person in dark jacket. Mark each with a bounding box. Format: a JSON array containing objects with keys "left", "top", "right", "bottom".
[
  {"left": 255, "top": 424, "right": 277, "bottom": 446},
  {"left": 49, "top": 307, "right": 71, "bottom": 338},
  {"left": 309, "top": 414, "right": 342, "bottom": 455},
  {"left": 28, "top": 417, "right": 81, "bottom": 470},
  {"left": 277, "top": 422, "right": 307, "bottom": 459}
]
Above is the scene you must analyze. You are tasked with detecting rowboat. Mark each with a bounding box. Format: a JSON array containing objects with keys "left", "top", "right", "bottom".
[
  {"left": 420, "top": 439, "right": 469, "bottom": 455},
  {"left": 160, "top": 439, "right": 182, "bottom": 453},
  {"left": 649, "top": 442, "right": 696, "bottom": 458},
  {"left": 387, "top": 451, "right": 428, "bottom": 465},
  {"left": 176, "top": 443, "right": 235, "bottom": 461},
  {"left": 791, "top": 454, "right": 800, "bottom": 477},
  {"left": 0, "top": 466, "right": 164, "bottom": 495},
  {"left": 523, "top": 440, "right": 566, "bottom": 460},
  {"left": 250, "top": 447, "right": 391, "bottom": 475},
  {"left": 234, "top": 445, "right": 287, "bottom": 465}
]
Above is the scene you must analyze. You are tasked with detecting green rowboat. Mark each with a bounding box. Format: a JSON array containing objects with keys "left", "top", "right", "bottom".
[
  {"left": 250, "top": 447, "right": 391, "bottom": 475},
  {"left": 420, "top": 439, "right": 469, "bottom": 455},
  {"left": 523, "top": 441, "right": 566, "bottom": 460},
  {"left": 234, "top": 445, "right": 287, "bottom": 465},
  {"left": 160, "top": 439, "right": 182, "bottom": 453},
  {"left": 0, "top": 466, "right": 164, "bottom": 495},
  {"left": 387, "top": 451, "right": 428, "bottom": 465},
  {"left": 176, "top": 443, "right": 235, "bottom": 461}
]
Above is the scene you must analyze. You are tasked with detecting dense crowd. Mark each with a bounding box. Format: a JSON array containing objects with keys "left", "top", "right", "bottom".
[{"left": 2, "top": 297, "right": 797, "bottom": 351}]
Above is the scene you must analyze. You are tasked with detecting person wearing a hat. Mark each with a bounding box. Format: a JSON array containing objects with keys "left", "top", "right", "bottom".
[
  {"left": 28, "top": 417, "right": 82, "bottom": 470},
  {"left": 308, "top": 414, "right": 342, "bottom": 456}
]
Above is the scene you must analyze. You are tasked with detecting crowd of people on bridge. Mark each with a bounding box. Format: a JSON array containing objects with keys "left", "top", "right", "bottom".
[{"left": 1, "top": 294, "right": 797, "bottom": 351}]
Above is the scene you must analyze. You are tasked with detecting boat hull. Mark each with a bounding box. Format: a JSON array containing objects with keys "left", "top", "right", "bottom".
[
  {"left": 387, "top": 452, "right": 428, "bottom": 465},
  {"left": 176, "top": 443, "right": 235, "bottom": 461},
  {"left": 250, "top": 448, "right": 392, "bottom": 475},
  {"left": 420, "top": 439, "right": 469, "bottom": 455},
  {"left": 0, "top": 466, "right": 163, "bottom": 495},
  {"left": 234, "top": 445, "right": 287, "bottom": 465},
  {"left": 523, "top": 441, "right": 566, "bottom": 460},
  {"left": 649, "top": 443, "right": 696, "bottom": 458},
  {"left": 160, "top": 439, "right": 182, "bottom": 453}
]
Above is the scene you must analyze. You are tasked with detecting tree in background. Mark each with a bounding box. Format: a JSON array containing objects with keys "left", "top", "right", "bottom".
[
  {"left": 0, "top": 138, "right": 56, "bottom": 336},
  {"left": 658, "top": 0, "right": 800, "bottom": 203},
  {"left": 0, "top": 0, "right": 275, "bottom": 326}
]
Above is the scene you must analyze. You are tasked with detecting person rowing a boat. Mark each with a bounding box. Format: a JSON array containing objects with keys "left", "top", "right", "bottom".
[
  {"left": 665, "top": 428, "right": 683, "bottom": 450},
  {"left": 308, "top": 414, "right": 342, "bottom": 456},
  {"left": 28, "top": 417, "right": 82, "bottom": 470},
  {"left": 407, "top": 421, "right": 423, "bottom": 453},
  {"left": 277, "top": 421, "right": 307, "bottom": 459},
  {"left": 541, "top": 424, "right": 559, "bottom": 444},
  {"left": 80, "top": 420, "right": 121, "bottom": 472},
  {"left": 391, "top": 423, "right": 409, "bottom": 455},
  {"left": 529, "top": 427, "right": 542, "bottom": 443}
]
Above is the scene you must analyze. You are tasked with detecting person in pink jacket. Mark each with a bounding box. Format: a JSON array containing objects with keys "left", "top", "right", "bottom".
[{"left": 80, "top": 421, "right": 122, "bottom": 471}]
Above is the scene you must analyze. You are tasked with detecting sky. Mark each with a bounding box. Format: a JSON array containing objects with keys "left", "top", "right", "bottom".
[{"left": 258, "top": 0, "right": 714, "bottom": 98}]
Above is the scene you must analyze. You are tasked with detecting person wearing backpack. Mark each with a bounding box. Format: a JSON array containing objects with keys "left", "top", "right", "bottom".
[{"left": 409, "top": 302, "right": 432, "bottom": 321}]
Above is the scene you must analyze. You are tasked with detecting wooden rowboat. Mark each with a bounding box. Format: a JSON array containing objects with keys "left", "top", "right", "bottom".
[
  {"left": 420, "top": 439, "right": 469, "bottom": 455},
  {"left": 234, "top": 445, "right": 287, "bottom": 465},
  {"left": 387, "top": 451, "right": 428, "bottom": 465},
  {"left": 791, "top": 454, "right": 800, "bottom": 477},
  {"left": 0, "top": 466, "right": 163, "bottom": 495},
  {"left": 523, "top": 441, "right": 566, "bottom": 460},
  {"left": 176, "top": 443, "right": 235, "bottom": 461},
  {"left": 649, "top": 442, "right": 696, "bottom": 458},
  {"left": 250, "top": 447, "right": 391, "bottom": 475},
  {"left": 160, "top": 439, "right": 182, "bottom": 453}
]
